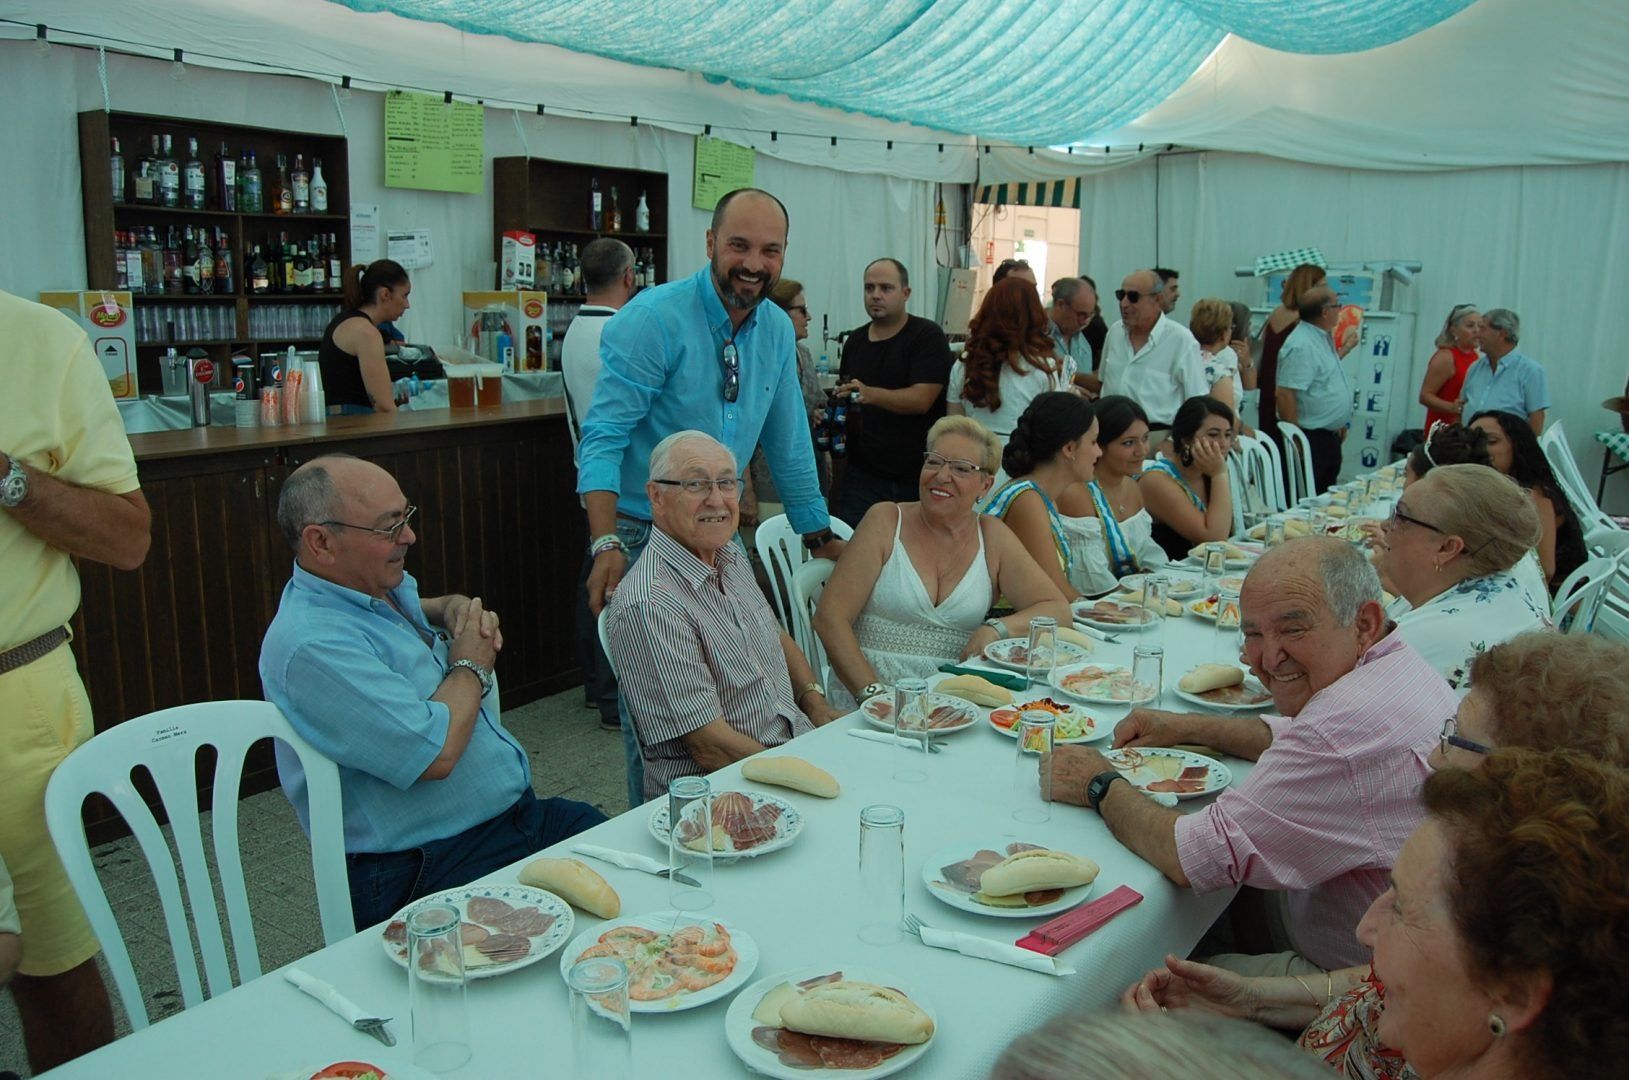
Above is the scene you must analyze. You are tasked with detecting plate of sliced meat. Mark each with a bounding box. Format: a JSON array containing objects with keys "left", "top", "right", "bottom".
[
  {"left": 558, "top": 911, "right": 759, "bottom": 1013},
  {"left": 1103, "top": 746, "right": 1232, "bottom": 800},
  {"left": 921, "top": 840, "right": 1097, "bottom": 918},
  {"left": 647, "top": 789, "right": 804, "bottom": 860},
  {"left": 859, "top": 692, "right": 979, "bottom": 735},
  {"left": 726, "top": 966, "right": 937, "bottom": 1079},
  {"left": 380, "top": 883, "right": 574, "bottom": 979}
]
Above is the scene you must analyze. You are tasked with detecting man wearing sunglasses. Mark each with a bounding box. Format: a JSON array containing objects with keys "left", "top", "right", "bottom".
[
  {"left": 1275, "top": 285, "right": 1353, "bottom": 493},
  {"left": 261, "top": 455, "right": 605, "bottom": 931},
  {"left": 1098, "top": 269, "right": 1209, "bottom": 427}
]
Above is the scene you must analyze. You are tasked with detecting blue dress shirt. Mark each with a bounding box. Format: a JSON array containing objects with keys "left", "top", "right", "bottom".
[
  {"left": 575, "top": 265, "right": 828, "bottom": 533},
  {"left": 1277, "top": 321, "right": 1354, "bottom": 431},
  {"left": 1461, "top": 348, "right": 1549, "bottom": 421},
  {"left": 259, "top": 563, "right": 529, "bottom": 853}
]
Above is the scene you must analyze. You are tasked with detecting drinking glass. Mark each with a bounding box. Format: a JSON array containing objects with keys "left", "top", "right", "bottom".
[
  {"left": 1141, "top": 575, "right": 1170, "bottom": 641},
  {"left": 1297, "top": 497, "right": 1319, "bottom": 535},
  {"left": 1265, "top": 517, "right": 1287, "bottom": 547},
  {"left": 857, "top": 805, "right": 905, "bottom": 945},
  {"left": 1213, "top": 582, "right": 1243, "bottom": 663},
  {"left": 1131, "top": 644, "right": 1164, "bottom": 707},
  {"left": 667, "top": 777, "right": 714, "bottom": 911},
  {"left": 568, "top": 958, "right": 632, "bottom": 1080},
  {"left": 1011, "top": 712, "right": 1055, "bottom": 824},
  {"left": 1202, "top": 541, "right": 1229, "bottom": 594},
  {"left": 892, "top": 678, "right": 931, "bottom": 783},
  {"left": 1025, "top": 616, "right": 1058, "bottom": 693},
  {"left": 407, "top": 904, "right": 471, "bottom": 1074}
]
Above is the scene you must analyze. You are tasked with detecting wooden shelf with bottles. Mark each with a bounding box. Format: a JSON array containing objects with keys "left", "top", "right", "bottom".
[{"left": 78, "top": 110, "right": 352, "bottom": 393}]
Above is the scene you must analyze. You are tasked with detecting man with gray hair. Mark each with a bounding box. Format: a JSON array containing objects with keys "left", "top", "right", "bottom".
[
  {"left": 1051, "top": 538, "right": 1454, "bottom": 973},
  {"left": 604, "top": 432, "right": 834, "bottom": 800},
  {"left": 1047, "top": 276, "right": 1101, "bottom": 394},
  {"left": 1098, "top": 268, "right": 1208, "bottom": 426},
  {"left": 259, "top": 454, "right": 603, "bottom": 929},
  {"left": 1459, "top": 308, "right": 1548, "bottom": 434}
]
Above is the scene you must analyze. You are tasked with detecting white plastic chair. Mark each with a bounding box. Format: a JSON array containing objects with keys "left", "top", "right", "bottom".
[
  {"left": 1539, "top": 421, "right": 1618, "bottom": 536},
  {"left": 754, "top": 513, "right": 854, "bottom": 632},
  {"left": 789, "top": 557, "right": 837, "bottom": 693},
  {"left": 43, "top": 701, "right": 351, "bottom": 1030},
  {"left": 1234, "top": 434, "right": 1285, "bottom": 515},
  {"left": 1223, "top": 450, "right": 1248, "bottom": 537},
  {"left": 597, "top": 605, "right": 619, "bottom": 678},
  {"left": 1277, "top": 421, "right": 1317, "bottom": 504},
  {"left": 1552, "top": 552, "right": 1623, "bottom": 634},
  {"left": 1256, "top": 432, "right": 1289, "bottom": 512}
]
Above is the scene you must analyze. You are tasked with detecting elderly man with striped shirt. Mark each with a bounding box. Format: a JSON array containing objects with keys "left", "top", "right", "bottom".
[
  {"left": 605, "top": 431, "right": 836, "bottom": 802},
  {"left": 1050, "top": 537, "right": 1455, "bottom": 976}
]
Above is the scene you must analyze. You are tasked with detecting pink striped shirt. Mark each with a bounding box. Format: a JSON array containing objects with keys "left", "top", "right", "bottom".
[{"left": 1174, "top": 632, "right": 1453, "bottom": 970}]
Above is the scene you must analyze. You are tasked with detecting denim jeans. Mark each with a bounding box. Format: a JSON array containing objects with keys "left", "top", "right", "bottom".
[
  {"left": 345, "top": 787, "right": 606, "bottom": 931},
  {"left": 611, "top": 518, "right": 652, "bottom": 811},
  {"left": 832, "top": 465, "right": 921, "bottom": 529}
]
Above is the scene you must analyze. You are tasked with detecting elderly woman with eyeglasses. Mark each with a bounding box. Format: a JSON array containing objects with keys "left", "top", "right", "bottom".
[
  {"left": 1375, "top": 464, "right": 1551, "bottom": 691},
  {"left": 814, "top": 415, "right": 1070, "bottom": 707}
]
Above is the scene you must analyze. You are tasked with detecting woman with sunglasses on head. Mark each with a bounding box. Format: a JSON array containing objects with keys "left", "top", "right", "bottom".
[
  {"left": 814, "top": 415, "right": 1069, "bottom": 707},
  {"left": 1053, "top": 395, "right": 1169, "bottom": 595},
  {"left": 1467, "top": 410, "right": 1586, "bottom": 592},
  {"left": 947, "top": 278, "right": 1074, "bottom": 453},
  {"left": 1418, "top": 304, "right": 1483, "bottom": 435},
  {"left": 1374, "top": 464, "right": 1549, "bottom": 691},
  {"left": 1140, "top": 395, "right": 1236, "bottom": 560}
]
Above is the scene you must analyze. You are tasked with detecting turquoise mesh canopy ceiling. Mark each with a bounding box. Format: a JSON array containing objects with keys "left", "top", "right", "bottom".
[{"left": 330, "top": 0, "right": 1477, "bottom": 145}]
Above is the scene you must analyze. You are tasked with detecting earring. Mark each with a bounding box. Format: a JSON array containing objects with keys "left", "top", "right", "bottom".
[{"left": 1489, "top": 1014, "right": 1507, "bottom": 1037}]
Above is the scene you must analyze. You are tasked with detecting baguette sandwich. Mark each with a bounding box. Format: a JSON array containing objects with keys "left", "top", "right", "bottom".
[{"left": 977, "top": 849, "right": 1100, "bottom": 898}]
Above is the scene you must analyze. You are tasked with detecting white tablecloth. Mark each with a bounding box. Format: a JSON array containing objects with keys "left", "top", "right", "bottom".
[{"left": 48, "top": 572, "right": 1280, "bottom": 1080}]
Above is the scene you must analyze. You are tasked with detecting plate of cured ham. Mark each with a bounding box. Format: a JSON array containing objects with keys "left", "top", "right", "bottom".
[
  {"left": 380, "top": 883, "right": 574, "bottom": 979},
  {"left": 860, "top": 692, "right": 979, "bottom": 735},
  {"left": 559, "top": 911, "right": 759, "bottom": 1012},
  {"left": 647, "top": 789, "right": 804, "bottom": 859},
  {"left": 726, "top": 967, "right": 937, "bottom": 1079},
  {"left": 982, "top": 636, "right": 1092, "bottom": 671},
  {"left": 1103, "top": 746, "right": 1232, "bottom": 799},
  {"left": 1049, "top": 663, "right": 1155, "bottom": 705},
  {"left": 921, "top": 840, "right": 1096, "bottom": 917}
]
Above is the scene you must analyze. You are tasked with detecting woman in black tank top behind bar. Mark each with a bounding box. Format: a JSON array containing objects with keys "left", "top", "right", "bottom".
[{"left": 321, "top": 259, "right": 411, "bottom": 414}]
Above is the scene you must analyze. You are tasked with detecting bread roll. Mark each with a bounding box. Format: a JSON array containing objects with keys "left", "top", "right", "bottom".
[
  {"left": 778, "top": 981, "right": 935, "bottom": 1045},
  {"left": 1115, "top": 591, "right": 1181, "bottom": 617},
  {"left": 1326, "top": 505, "right": 1350, "bottom": 519},
  {"left": 741, "top": 756, "right": 840, "bottom": 798},
  {"left": 937, "top": 673, "right": 1013, "bottom": 708},
  {"left": 1055, "top": 626, "right": 1095, "bottom": 652},
  {"left": 517, "top": 858, "right": 620, "bottom": 919},
  {"left": 978, "top": 849, "right": 1100, "bottom": 897},
  {"left": 1178, "top": 663, "right": 1245, "bottom": 694}
]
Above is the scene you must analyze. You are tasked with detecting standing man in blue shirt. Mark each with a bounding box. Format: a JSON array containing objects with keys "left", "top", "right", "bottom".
[
  {"left": 1275, "top": 285, "right": 1353, "bottom": 493},
  {"left": 261, "top": 455, "right": 604, "bottom": 930},
  {"left": 576, "top": 188, "right": 843, "bottom": 805},
  {"left": 1459, "top": 308, "right": 1548, "bottom": 434}
]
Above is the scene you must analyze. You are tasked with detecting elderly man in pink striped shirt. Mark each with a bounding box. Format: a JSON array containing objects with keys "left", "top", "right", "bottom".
[{"left": 1052, "top": 537, "right": 1454, "bottom": 974}]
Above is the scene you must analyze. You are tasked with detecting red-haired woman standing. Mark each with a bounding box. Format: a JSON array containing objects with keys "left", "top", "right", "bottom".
[{"left": 948, "top": 276, "right": 1074, "bottom": 451}]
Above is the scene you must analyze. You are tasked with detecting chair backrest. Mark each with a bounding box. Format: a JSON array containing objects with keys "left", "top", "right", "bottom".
[
  {"left": 1223, "top": 450, "right": 1248, "bottom": 536},
  {"left": 1539, "top": 421, "right": 1616, "bottom": 535},
  {"left": 754, "top": 512, "right": 853, "bottom": 632},
  {"left": 790, "top": 558, "right": 837, "bottom": 694},
  {"left": 597, "top": 605, "right": 618, "bottom": 678},
  {"left": 1233, "top": 433, "right": 1284, "bottom": 516},
  {"left": 1551, "top": 552, "right": 1622, "bottom": 634},
  {"left": 1277, "top": 421, "right": 1316, "bottom": 505},
  {"left": 1254, "top": 431, "right": 1289, "bottom": 512},
  {"left": 43, "top": 701, "right": 351, "bottom": 1030}
]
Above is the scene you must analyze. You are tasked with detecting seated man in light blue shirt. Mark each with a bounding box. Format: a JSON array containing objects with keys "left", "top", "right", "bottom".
[
  {"left": 1459, "top": 308, "right": 1548, "bottom": 434},
  {"left": 1275, "top": 286, "right": 1353, "bottom": 494},
  {"left": 260, "top": 454, "right": 604, "bottom": 930}
]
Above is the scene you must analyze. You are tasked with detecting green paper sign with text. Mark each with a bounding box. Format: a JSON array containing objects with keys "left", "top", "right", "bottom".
[
  {"left": 693, "top": 136, "right": 756, "bottom": 211},
  {"left": 385, "top": 90, "right": 484, "bottom": 194}
]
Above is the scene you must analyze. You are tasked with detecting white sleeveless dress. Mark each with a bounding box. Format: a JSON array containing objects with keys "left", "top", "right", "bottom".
[{"left": 1057, "top": 508, "right": 1168, "bottom": 596}]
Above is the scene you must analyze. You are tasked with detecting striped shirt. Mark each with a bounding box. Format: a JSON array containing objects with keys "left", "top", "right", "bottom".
[
  {"left": 605, "top": 528, "right": 812, "bottom": 800},
  {"left": 1173, "top": 632, "right": 1453, "bottom": 970}
]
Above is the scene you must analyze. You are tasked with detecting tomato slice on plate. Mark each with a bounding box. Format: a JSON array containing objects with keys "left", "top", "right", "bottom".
[{"left": 311, "top": 1064, "right": 387, "bottom": 1080}]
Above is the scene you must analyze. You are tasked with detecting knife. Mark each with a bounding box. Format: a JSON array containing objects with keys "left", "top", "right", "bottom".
[
  {"left": 936, "top": 663, "right": 1028, "bottom": 691},
  {"left": 284, "top": 968, "right": 396, "bottom": 1047},
  {"left": 571, "top": 843, "right": 703, "bottom": 887}
]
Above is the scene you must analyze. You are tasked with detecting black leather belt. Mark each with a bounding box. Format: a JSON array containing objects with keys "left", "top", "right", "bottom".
[{"left": 0, "top": 626, "right": 70, "bottom": 676}]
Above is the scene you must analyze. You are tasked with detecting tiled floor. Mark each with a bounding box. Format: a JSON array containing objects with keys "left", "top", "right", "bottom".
[{"left": 0, "top": 687, "right": 626, "bottom": 1077}]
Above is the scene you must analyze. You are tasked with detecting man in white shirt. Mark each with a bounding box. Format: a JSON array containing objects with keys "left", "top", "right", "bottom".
[
  {"left": 563, "top": 238, "right": 637, "bottom": 732},
  {"left": 1099, "top": 269, "right": 1208, "bottom": 426}
]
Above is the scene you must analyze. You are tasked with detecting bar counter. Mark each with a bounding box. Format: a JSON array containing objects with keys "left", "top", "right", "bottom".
[{"left": 73, "top": 399, "right": 585, "bottom": 842}]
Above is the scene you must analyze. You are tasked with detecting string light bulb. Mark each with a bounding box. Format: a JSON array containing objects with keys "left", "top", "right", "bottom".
[
  {"left": 339, "top": 75, "right": 352, "bottom": 102},
  {"left": 170, "top": 48, "right": 185, "bottom": 80},
  {"left": 828, "top": 136, "right": 838, "bottom": 159},
  {"left": 34, "top": 24, "right": 50, "bottom": 59}
]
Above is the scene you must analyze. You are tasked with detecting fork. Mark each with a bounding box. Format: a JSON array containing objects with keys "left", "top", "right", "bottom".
[{"left": 902, "top": 913, "right": 927, "bottom": 938}]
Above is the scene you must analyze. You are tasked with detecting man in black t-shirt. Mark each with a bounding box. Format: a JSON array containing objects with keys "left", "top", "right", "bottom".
[{"left": 832, "top": 258, "right": 953, "bottom": 526}]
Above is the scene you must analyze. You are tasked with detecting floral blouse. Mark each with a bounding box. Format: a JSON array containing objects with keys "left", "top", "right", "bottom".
[
  {"left": 1298, "top": 972, "right": 1416, "bottom": 1079},
  {"left": 1388, "top": 569, "right": 1553, "bottom": 692}
]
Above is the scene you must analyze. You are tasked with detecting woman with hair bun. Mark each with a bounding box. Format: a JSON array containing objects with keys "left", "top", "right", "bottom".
[
  {"left": 320, "top": 259, "right": 412, "bottom": 413},
  {"left": 982, "top": 392, "right": 1101, "bottom": 601}
]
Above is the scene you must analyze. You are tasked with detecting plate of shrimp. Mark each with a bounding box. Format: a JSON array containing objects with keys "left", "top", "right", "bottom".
[{"left": 557, "top": 911, "right": 760, "bottom": 1012}]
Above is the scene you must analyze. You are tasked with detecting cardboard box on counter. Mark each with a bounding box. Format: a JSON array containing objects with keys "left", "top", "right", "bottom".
[
  {"left": 39, "top": 290, "right": 138, "bottom": 399},
  {"left": 462, "top": 290, "right": 549, "bottom": 373}
]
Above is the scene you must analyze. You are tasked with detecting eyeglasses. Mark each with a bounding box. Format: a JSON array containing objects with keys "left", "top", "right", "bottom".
[
  {"left": 1114, "top": 289, "right": 1147, "bottom": 303},
  {"left": 654, "top": 476, "right": 742, "bottom": 497},
  {"left": 921, "top": 452, "right": 986, "bottom": 478},
  {"left": 786, "top": 305, "right": 810, "bottom": 316},
  {"left": 721, "top": 342, "right": 740, "bottom": 404},
  {"left": 1322, "top": 301, "right": 1343, "bottom": 311},
  {"left": 1439, "top": 716, "right": 1492, "bottom": 758},
  {"left": 321, "top": 504, "right": 417, "bottom": 543},
  {"left": 1385, "top": 501, "right": 1443, "bottom": 534}
]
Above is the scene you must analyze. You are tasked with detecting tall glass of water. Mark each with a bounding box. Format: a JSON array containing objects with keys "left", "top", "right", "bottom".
[
  {"left": 1141, "top": 575, "right": 1170, "bottom": 642},
  {"left": 1131, "top": 644, "right": 1165, "bottom": 707},
  {"left": 857, "top": 805, "right": 905, "bottom": 945},
  {"left": 667, "top": 777, "right": 714, "bottom": 911},
  {"left": 892, "top": 678, "right": 931, "bottom": 783},
  {"left": 568, "top": 958, "right": 632, "bottom": 1080},
  {"left": 408, "top": 904, "right": 471, "bottom": 1074},
  {"left": 1011, "top": 711, "right": 1056, "bottom": 823},
  {"left": 1213, "top": 582, "right": 1243, "bottom": 664},
  {"left": 1025, "top": 616, "right": 1059, "bottom": 692}
]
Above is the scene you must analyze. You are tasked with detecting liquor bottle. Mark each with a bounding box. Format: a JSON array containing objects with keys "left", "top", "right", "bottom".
[
  {"left": 215, "top": 142, "right": 236, "bottom": 211},
  {"left": 310, "top": 157, "right": 328, "bottom": 213},
  {"left": 272, "top": 154, "right": 292, "bottom": 214},
  {"left": 280, "top": 235, "right": 296, "bottom": 293},
  {"left": 291, "top": 154, "right": 310, "bottom": 214},
  {"left": 114, "top": 232, "right": 130, "bottom": 291},
  {"left": 195, "top": 229, "right": 215, "bottom": 295},
  {"left": 241, "top": 151, "right": 263, "bottom": 212},
  {"left": 183, "top": 137, "right": 206, "bottom": 209},
  {"left": 308, "top": 239, "right": 326, "bottom": 293},
  {"left": 163, "top": 227, "right": 183, "bottom": 295},
  {"left": 125, "top": 232, "right": 146, "bottom": 294},
  {"left": 142, "top": 227, "right": 164, "bottom": 295},
  {"left": 214, "top": 228, "right": 234, "bottom": 295},
  {"left": 589, "top": 177, "right": 602, "bottom": 230},
  {"left": 326, "top": 233, "right": 341, "bottom": 290},
  {"left": 250, "top": 244, "right": 269, "bottom": 294},
  {"left": 110, "top": 138, "right": 126, "bottom": 204},
  {"left": 292, "top": 242, "right": 312, "bottom": 292},
  {"left": 133, "top": 137, "right": 158, "bottom": 204},
  {"left": 608, "top": 185, "right": 622, "bottom": 232},
  {"left": 635, "top": 190, "right": 651, "bottom": 232},
  {"left": 182, "top": 226, "right": 200, "bottom": 294},
  {"left": 158, "top": 134, "right": 181, "bottom": 208}
]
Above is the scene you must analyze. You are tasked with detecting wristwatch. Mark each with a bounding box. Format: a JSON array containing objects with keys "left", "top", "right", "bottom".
[
  {"left": 983, "top": 616, "right": 1007, "bottom": 637},
  {"left": 802, "top": 527, "right": 836, "bottom": 552},
  {"left": 1086, "top": 770, "right": 1127, "bottom": 811},
  {"left": 861, "top": 681, "right": 888, "bottom": 700},
  {"left": 0, "top": 456, "right": 26, "bottom": 509},
  {"left": 450, "top": 658, "right": 494, "bottom": 696}
]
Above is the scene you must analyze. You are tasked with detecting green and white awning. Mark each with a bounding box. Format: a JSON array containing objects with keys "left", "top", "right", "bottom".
[{"left": 976, "top": 178, "right": 1080, "bottom": 209}]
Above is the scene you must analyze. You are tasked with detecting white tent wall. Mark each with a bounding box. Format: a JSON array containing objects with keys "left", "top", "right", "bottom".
[
  {"left": 0, "top": 40, "right": 958, "bottom": 352},
  {"left": 1076, "top": 150, "right": 1629, "bottom": 506}
]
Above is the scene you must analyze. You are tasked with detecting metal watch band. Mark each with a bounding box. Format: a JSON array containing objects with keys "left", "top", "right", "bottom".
[
  {"left": 0, "top": 457, "right": 27, "bottom": 509},
  {"left": 449, "top": 658, "right": 493, "bottom": 695}
]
